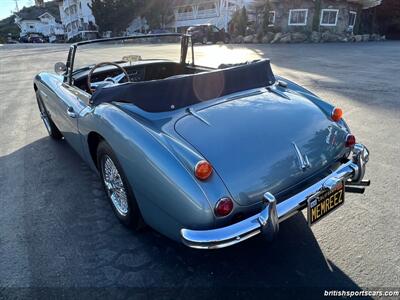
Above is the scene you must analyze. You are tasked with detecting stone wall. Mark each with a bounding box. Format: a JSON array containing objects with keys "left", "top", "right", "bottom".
[
  {"left": 267, "top": 0, "right": 361, "bottom": 34},
  {"left": 231, "top": 0, "right": 386, "bottom": 44}
]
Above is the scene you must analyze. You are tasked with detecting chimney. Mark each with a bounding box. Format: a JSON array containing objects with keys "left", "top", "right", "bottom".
[{"left": 35, "top": 0, "right": 45, "bottom": 7}]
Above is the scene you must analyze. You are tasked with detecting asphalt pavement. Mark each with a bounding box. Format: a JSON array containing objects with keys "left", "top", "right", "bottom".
[{"left": 0, "top": 41, "right": 399, "bottom": 299}]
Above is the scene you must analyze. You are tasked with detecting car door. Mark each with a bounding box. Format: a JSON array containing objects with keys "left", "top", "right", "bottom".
[{"left": 49, "top": 81, "right": 89, "bottom": 157}]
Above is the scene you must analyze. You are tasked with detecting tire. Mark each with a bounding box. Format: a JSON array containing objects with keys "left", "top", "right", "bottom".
[
  {"left": 97, "top": 141, "right": 144, "bottom": 230},
  {"left": 224, "top": 37, "right": 230, "bottom": 44},
  {"left": 36, "top": 90, "right": 63, "bottom": 140},
  {"left": 202, "top": 36, "right": 208, "bottom": 44}
]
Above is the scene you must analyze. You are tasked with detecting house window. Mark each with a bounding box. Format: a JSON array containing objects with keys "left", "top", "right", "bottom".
[
  {"left": 268, "top": 11, "right": 275, "bottom": 26},
  {"left": 348, "top": 11, "right": 357, "bottom": 28},
  {"left": 320, "top": 9, "right": 339, "bottom": 26},
  {"left": 288, "top": 9, "right": 308, "bottom": 26}
]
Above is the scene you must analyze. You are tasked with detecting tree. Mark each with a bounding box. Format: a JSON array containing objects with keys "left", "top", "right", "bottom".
[
  {"left": 91, "top": 0, "right": 174, "bottom": 34},
  {"left": 91, "top": 0, "right": 140, "bottom": 34},
  {"left": 231, "top": 6, "right": 248, "bottom": 36},
  {"left": 375, "top": 0, "right": 400, "bottom": 39},
  {"left": 360, "top": 0, "right": 400, "bottom": 38},
  {"left": 260, "top": 0, "right": 271, "bottom": 33},
  {"left": 312, "top": 0, "right": 321, "bottom": 31},
  {"left": 139, "top": 0, "right": 173, "bottom": 29}
]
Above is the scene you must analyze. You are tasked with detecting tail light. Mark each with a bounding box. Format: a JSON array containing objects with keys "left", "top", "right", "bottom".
[
  {"left": 194, "top": 160, "right": 213, "bottom": 180},
  {"left": 331, "top": 107, "right": 343, "bottom": 122},
  {"left": 346, "top": 134, "right": 356, "bottom": 147},
  {"left": 215, "top": 197, "right": 234, "bottom": 217}
]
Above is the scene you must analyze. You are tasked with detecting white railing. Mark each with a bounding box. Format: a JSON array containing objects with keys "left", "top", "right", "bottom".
[
  {"left": 176, "top": 11, "right": 195, "bottom": 21},
  {"left": 197, "top": 8, "right": 218, "bottom": 19}
]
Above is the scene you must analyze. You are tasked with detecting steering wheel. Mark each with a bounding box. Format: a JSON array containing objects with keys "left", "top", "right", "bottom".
[{"left": 87, "top": 62, "right": 131, "bottom": 94}]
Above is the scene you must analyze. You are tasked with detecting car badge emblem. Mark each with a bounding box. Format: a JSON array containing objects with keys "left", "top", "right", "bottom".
[{"left": 292, "top": 142, "right": 311, "bottom": 171}]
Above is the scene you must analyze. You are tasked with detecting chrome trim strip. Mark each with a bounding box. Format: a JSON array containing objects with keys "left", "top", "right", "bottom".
[
  {"left": 267, "top": 86, "right": 291, "bottom": 100},
  {"left": 181, "top": 143, "right": 369, "bottom": 249},
  {"left": 40, "top": 90, "right": 49, "bottom": 98}
]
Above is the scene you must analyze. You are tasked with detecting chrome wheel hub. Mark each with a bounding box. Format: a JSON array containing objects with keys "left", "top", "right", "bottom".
[{"left": 102, "top": 155, "right": 129, "bottom": 216}]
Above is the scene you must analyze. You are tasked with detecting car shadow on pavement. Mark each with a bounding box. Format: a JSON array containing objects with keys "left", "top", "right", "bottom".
[{"left": 0, "top": 137, "right": 372, "bottom": 299}]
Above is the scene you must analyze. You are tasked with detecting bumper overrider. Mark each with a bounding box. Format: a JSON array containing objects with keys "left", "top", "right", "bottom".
[{"left": 181, "top": 144, "right": 370, "bottom": 249}]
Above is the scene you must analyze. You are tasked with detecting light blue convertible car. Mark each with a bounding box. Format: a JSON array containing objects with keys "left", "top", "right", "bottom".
[{"left": 34, "top": 34, "right": 370, "bottom": 249}]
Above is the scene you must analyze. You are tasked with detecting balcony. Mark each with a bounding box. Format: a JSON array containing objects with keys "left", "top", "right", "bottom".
[
  {"left": 197, "top": 8, "right": 218, "bottom": 19},
  {"left": 176, "top": 11, "right": 194, "bottom": 21},
  {"left": 176, "top": 8, "right": 219, "bottom": 21},
  {"left": 64, "top": 14, "right": 79, "bottom": 26},
  {"left": 63, "top": 1, "right": 78, "bottom": 13}
]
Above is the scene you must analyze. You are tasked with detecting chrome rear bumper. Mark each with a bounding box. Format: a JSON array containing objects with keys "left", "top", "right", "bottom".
[{"left": 181, "top": 144, "right": 369, "bottom": 249}]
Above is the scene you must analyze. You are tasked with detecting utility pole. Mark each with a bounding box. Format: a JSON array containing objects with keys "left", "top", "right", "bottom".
[{"left": 14, "top": 0, "right": 20, "bottom": 13}]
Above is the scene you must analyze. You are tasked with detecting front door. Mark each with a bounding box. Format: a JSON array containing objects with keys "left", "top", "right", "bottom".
[{"left": 49, "top": 82, "right": 89, "bottom": 157}]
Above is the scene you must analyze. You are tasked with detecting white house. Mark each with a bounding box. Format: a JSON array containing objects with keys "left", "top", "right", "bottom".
[
  {"left": 173, "top": 0, "right": 251, "bottom": 32},
  {"left": 57, "top": 0, "right": 98, "bottom": 41},
  {"left": 14, "top": 11, "right": 65, "bottom": 42}
]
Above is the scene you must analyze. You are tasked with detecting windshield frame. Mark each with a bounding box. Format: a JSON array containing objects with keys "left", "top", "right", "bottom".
[{"left": 65, "top": 33, "right": 191, "bottom": 85}]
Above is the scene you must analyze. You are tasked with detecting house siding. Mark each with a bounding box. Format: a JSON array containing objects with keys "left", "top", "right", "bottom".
[
  {"left": 268, "top": 0, "right": 362, "bottom": 34},
  {"left": 58, "top": 0, "right": 97, "bottom": 40}
]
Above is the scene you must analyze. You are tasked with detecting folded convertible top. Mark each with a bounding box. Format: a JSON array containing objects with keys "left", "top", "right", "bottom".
[{"left": 90, "top": 59, "right": 275, "bottom": 112}]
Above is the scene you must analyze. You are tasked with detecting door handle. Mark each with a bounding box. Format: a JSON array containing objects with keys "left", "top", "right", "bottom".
[{"left": 67, "top": 106, "right": 77, "bottom": 118}]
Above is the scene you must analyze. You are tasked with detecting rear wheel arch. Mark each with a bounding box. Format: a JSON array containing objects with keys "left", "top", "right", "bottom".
[
  {"left": 97, "top": 139, "right": 145, "bottom": 229},
  {"left": 87, "top": 122, "right": 215, "bottom": 236}
]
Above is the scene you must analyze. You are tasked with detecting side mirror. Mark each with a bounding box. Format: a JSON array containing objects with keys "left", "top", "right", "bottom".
[{"left": 54, "top": 62, "right": 67, "bottom": 75}]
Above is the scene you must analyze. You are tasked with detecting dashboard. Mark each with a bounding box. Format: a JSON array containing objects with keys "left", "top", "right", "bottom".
[{"left": 86, "top": 66, "right": 146, "bottom": 83}]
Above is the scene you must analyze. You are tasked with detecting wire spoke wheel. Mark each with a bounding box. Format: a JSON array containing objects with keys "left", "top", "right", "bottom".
[{"left": 101, "top": 155, "right": 129, "bottom": 216}]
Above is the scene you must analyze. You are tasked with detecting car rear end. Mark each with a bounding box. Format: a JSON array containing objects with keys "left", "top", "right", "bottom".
[{"left": 173, "top": 88, "right": 370, "bottom": 249}]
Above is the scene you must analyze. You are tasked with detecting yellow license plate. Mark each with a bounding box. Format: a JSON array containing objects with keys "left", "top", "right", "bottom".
[{"left": 308, "top": 181, "right": 345, "bottom": 225}]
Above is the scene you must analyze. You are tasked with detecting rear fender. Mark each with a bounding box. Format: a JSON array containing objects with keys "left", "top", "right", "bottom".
[
  {"left": 276, "top": 75, "right": 350, "bottom": 132},
  {"left": 78, "top": 103, "right": 216, "bottom": 241}
]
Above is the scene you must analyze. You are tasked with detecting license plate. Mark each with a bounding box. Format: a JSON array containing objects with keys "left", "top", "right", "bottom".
[{"left": 307, "top": 181, "right": 345, "bottom": 225}]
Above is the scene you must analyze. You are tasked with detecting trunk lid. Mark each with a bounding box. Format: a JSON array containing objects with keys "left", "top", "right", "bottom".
[{"left": 175, "top": 91, "right": 348, "bottom": 206}]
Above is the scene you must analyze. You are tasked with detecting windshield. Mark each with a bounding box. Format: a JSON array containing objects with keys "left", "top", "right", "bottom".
[{"left": 71, "top": 35, "right": 186, "bottom": 72}]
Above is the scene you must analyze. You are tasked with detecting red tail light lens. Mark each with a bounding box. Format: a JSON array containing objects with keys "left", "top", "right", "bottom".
[
  {"left": 195, "top": 160, "right": 213, "bottom": 180},
  {"left": 331, "top": 107, "right": 343, "bottom": 122},
  {"left": 346, "top": 134, "right": 356, "bottom": 147},
  {"left": 215, "top": 197, "right": 234, "bottom": 217}
]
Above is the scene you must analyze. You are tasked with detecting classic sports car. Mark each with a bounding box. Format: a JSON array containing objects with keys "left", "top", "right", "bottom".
[{"left": 34, "top": 34, "right": 370, "bottom": 249}]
